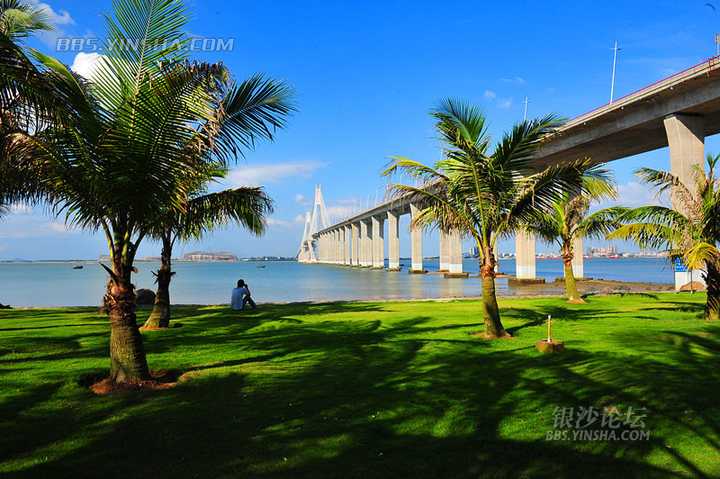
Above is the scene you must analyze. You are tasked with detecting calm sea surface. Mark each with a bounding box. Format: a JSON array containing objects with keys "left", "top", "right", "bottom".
[{"left": 0, "top": 257, "right": 674, "bottom": 307}]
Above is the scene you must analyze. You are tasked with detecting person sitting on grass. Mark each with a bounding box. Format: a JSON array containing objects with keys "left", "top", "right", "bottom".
[{"left": 231, "top": 279, "right": 257, "bottom": 311}]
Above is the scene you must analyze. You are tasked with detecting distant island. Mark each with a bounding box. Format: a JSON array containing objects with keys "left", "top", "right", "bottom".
[{"left": 182, "top": 251, "right": 238, "bottom": 262}]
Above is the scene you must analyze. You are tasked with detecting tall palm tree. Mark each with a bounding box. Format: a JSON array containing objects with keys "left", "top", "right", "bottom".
[
  {"left": 609, "top": 154, "right": 720, "bottom": 320},
  {"left": 0, "top": 2, "right": 58, "bottom": 308},
  {"left": 0, "top": 0, "right": 57, "bottom": 214},
  {"left": 384, "top": 99, "right": 605, "bottom": 338},
  {"left": 24, "top": 0, "right": 292, "bottom": 385},
  {"left": 139, "top": 71, "right": 293, "bottom": 329},
  {"left": 143, "top": 173, "right": 273, "bottom": 329},
  {"left": 524, "top": 176, "right": 621, "bottom": 303},
  {"left": 0, "top": 0, "right": 51, "bottom": 41}
]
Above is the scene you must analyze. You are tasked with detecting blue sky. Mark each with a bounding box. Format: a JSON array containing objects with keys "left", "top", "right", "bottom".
[{"left": 3, "top": 0, "right": 720, "bottom": 259}]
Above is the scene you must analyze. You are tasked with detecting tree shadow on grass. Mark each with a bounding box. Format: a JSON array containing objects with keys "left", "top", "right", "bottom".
[{"left": 2, "top": 303, "right": 719, "bottom": 478}]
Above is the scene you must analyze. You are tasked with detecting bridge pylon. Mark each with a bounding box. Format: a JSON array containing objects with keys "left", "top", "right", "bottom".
[{"left": 297, "top": 185, "right": 329, "bottom": 262}]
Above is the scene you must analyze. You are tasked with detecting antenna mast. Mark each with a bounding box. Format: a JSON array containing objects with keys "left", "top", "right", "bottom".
[{"left": 610, "top": 40, "right": 620, "bottom": 103}]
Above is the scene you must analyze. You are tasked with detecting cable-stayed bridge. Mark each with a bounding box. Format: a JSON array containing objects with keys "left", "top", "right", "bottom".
[{"left": 297, "top": 56, "right": 720, "bottom": 290}]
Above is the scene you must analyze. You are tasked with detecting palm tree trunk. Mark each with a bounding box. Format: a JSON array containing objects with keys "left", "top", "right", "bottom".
[
  {"left": 705, "top": 263, "right": 720, "bottom": 321},
  {"left": 107, "top": 261, "right": 150, "bottom": 384},
  {"left": 480, "top": 253, "right": 509, "bottom": 338},
  {"left": 144, "top": 236, "right": 173, "bottom": 329},
  {"left": 562, "top": 240, "right": 584, "bottom": 304}
]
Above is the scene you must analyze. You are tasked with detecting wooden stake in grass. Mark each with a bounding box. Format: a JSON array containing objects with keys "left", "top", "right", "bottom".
[
  {"left": 537, "top": 313, "right": 564, "bottom": 353},
  {"left": 547, "top": 314, "right": 552, "bottom": 342}
]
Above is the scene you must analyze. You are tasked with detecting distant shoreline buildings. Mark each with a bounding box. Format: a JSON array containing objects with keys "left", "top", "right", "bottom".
[
  {"left": 468, "top": 245, "right": 667, "bottom": 260},
  {"left": 182, "top": 251, "right": 238, "bottom": 262}
]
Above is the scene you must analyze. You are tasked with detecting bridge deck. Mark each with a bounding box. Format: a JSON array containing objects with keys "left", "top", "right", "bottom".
[{"left": 315, "top": 56, "right": 720, "bottom": 235}]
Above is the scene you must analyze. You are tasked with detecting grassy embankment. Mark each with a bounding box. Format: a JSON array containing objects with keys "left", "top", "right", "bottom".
[{"left": 1, "top": 293, "right": 719, "bottom": 478}]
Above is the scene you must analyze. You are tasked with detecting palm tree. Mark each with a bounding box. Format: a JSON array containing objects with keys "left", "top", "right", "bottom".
[
  {"left": 139, "top": 70, "right": 293, "bottom": 329},
  {"left": 524, "top": 176, "right": 621, "bottom": 303},
  {"left": 0, "top": 2, "right": 58, "bottom": 308},
  {"left": 24, "top": 0, "right": 292, "bottom": 384},
  {"left": 0, "top": 0, "right": 51, "bottom": 40},
  {"left": 384, "top": 99, "right": 605, "bottom": 338},
  {"left": 609, "top": 154, "right": 720, "bottom": 320},
  {"left": 0, "top": 0, "right": 56, "bottom": 213},
  {"left": 143, "top": 174, "right": 273, "bottom": 329}
]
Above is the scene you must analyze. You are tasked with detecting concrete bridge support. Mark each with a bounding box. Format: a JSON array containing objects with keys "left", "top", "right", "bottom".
[
  {"left": 439, "top": 231, "right": 449, "bottom": 272},
  {"left": 664, "top": 113, "right": 705, "bottom": 290},
  {"left": 409, "top": 203, "right": 425, "bottom": 273},
  {"left": 333, "top": 230, "right": 339, "bottom": 264},
  {"left": 447, "top": 230, "right": 465, "bottom": 276},
  {"left": 572, "top": 237, "right": 584, "bottom": 280},
  {"left": 338, "top": 228, "right": 344, "bottom": 265},
  {"left": 387, "top": 211, "right": 400, "bottom": 271},
  {"left": 351, "top": 223, "right": 359, "bottom": 266},
  {"left": 360, "top": 221, "right": 370, "bottom": 267},
  {"left": 344, "top": 225, "right": 351, "bottom": 265},
  {"left": 372, "top": 216, "right": 384, "bottom": 268},
  {"left": 320, "top": 233, "right": 327, "bottom": 263},
  {"left": 515, "top": 230, "right": 537, "bottom": 280},
  {"left": 339, "top": 228, "right": 345, "bottom": 265}
]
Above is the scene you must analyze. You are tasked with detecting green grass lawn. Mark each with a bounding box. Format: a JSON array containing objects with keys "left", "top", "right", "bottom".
[{"left": 1, "top": 293, "right": 719, "bottom": 478}]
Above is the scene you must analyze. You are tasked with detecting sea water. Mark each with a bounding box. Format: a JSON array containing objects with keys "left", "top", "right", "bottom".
[{"left": 0, "top": 257, "right": 674, "bottom": 307}]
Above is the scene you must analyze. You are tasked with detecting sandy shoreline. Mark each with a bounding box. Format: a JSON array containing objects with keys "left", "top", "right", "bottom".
[{"left": 0, "top": 278, "right": 683, "bottom": 309}]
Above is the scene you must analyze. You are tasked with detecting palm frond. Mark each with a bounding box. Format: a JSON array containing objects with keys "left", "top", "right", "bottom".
[
  {"left": 189, "top": 74, "right": 294, "bottom": 164},
  {"left": 431, "top": 98, "right": 490, "bottom": 151},
  {"left": 177, "top": 186, "right": 274, "bottom": 240},
  {"left": 491, "top": 114, "right": 563, "bottom": 173},
  {"left": 0, "top": 0, "right": 52, "bottom": 40},
  {"left": 608, "top": 223, "right": 680, "bottom": 250},
  {"left": 684, "top": 241, "right": 720, "bottom": 271},
  {"left": 577, "top": 206, "right": 628, "bottom": 239}
]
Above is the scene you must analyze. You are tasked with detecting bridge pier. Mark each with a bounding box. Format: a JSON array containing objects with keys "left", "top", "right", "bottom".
[
  {"left": 447, "top": 230, "right": 465, "bottom": 276},
  {"left": 335, "top": 229, "right": 341, "bottom": 265},
  {"left": 372, "top": 216, "right": 384, "bottom": 269},
  {"left": 515, "top": 230, "right": 538, "bottom": 281},
  {"left": 318, "top": 233, "right": 324, "bottom": 263},
  {"left": 664, "top": 113, "right": 705, "bottom": 290},
  {"left": 409, "top": 203, "right": 425, "bottom": 273},
  {"left": 572, "top": 236, "right": 584, "bottom": 280},
  {"left": 387, "top": 211, "right": 400, "bottom": 270},
  {"left": 343, "top": 225, "right": 351, "bottom": 265},
  {"left": 439, "top": 231, "right": 449, "bottom": 272},
  {"left": 340, "top": 228, "right": 346, "bottom": 265},
  {"left": 351, "top": 223, "right": 359, "bottom": 266},
  {"left": 360, "top": 220, "right": 371, "bottom": 267}
]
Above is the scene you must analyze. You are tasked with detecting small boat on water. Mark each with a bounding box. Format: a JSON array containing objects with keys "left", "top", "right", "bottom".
[
  {"left": 257, "top": 265, "right": 266, "bottom": 269},
  {"left": 72, "top": 265, "right": 84, "bottom": 270}
]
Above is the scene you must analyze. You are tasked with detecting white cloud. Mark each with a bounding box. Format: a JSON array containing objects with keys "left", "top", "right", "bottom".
[
  {"left": 0, "top": 216, "right": 75, "bottom": 238},
  {"left": 483, "top": 89, "right": 496, "bottom": 100},
  {"left": 325, "top": 198, "right": 364, "bottom": 222},
  {"left": 497, "top": 98, "right": 513, "bottom": 109},
  {"left": 266, "top": 215, "right": 306, "bottom": 229},
  {"left": 227, "top": 161, "right": 325, "bottom": 187},
  {"left": 70, "top": 52, "right": 103, "bottom": 79},
  {"left": 294, "top": 193, "right": 309, "bottom": 205},
  {"left": 8, "top": 203, "right": 33, "bottom": 215},
  {"left": 28, "top": 0, "right": 73, "bottom": 26},
  {"left": 265, "top": 217, "right": 291, "bottom": 227},
  {"left": 599, "top": 181, "right": 668, "bottom": 209},
  {"left": 500, "top": 76, "right": 526, "bottom": 85},
  {"left": 48, "top": 221, "right": 73, "bottom": 234},
  {"left": 27, "top": 0, "right": 74, "bottom": 46}
]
